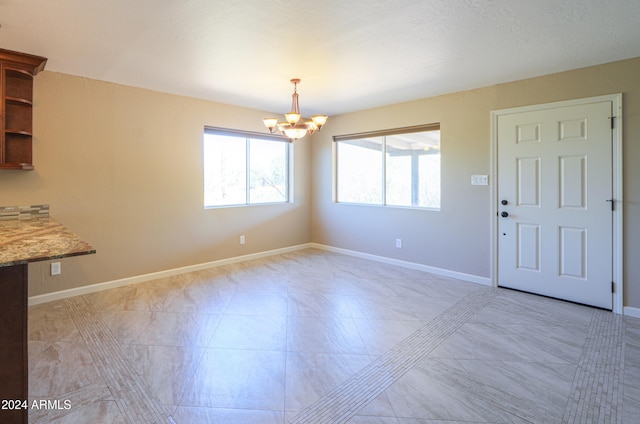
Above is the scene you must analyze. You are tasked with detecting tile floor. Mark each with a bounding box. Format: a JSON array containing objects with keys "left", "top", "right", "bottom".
[{"left": 27, "top": 248, "right": 640, "bottom": 423}]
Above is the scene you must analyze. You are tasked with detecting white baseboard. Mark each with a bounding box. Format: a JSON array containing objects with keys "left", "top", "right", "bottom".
[
  {"left": 28, "top": 242, "right": 494, "bottom": 306},
  {"left": 624, "top": 306, "right": 640, "bottom": 319},
  {"left": 28, "top": 243, "right": 314, "bottom": 306},
  {"left": 29, "top": 241, "right": 635, "bottom": 315},
  {"left": 309, "top": 243, "right": 492, "bottom": 286}
]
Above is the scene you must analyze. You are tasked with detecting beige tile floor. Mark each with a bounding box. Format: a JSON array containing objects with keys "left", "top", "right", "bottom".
[{"left": 27, "top": 248, "right": 640, "bottom": 423}]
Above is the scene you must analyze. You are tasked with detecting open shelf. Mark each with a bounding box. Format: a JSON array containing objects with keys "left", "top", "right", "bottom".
[{"left": 0, "top": 48, "right": 47, "bottom": 170}]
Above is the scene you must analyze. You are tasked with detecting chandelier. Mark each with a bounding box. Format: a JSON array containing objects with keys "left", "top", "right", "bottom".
[{"left": 263, "top": 78, "right": 328, "bottom": 141}]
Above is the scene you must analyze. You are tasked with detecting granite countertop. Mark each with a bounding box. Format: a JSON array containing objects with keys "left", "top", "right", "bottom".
[{"left": 0, "top": 216, "right": 96, "bottom": 267}]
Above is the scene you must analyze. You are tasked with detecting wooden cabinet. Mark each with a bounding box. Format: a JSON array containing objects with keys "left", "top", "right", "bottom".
[
  {"left": 0, "top": 48, "right": 47, "bottom": 170},
  {"left": 0, "top": 264, "right": 28, "bottom": 424}
]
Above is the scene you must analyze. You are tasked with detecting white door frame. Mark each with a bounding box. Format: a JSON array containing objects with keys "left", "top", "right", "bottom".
[{"left": 490, "top": 94, "right": 623, "bottom": 314}]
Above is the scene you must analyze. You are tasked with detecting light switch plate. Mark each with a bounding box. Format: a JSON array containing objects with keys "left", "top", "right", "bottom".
[{"left": 471, "top": 175, "right": 489, "bottom": 186}]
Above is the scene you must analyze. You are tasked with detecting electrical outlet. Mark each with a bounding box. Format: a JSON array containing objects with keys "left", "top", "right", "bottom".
[
  {"left": 240, "top": 235, "right": 245, "bottom": 245},
  {"left": 51, "top": 262, "right": 61, "bottom": 276},
  {"left": 395, "top": 238, "right": 402, "bottom": 248}
]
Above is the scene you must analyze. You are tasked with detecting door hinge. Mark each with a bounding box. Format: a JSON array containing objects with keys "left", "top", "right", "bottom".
[
  {"left": 612, "top": 281, "right": 615, "bottom": 293},
  {"left": 610, "top": 116, "right": 616, "bottom": 129}
]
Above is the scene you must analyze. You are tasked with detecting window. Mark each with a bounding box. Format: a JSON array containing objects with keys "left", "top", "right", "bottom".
[
  {"left": 335, "top": 124, "right": 441, "bottom": 209},
  {"left": 204, "top": 127, "right": 290, "bottom": 207}
]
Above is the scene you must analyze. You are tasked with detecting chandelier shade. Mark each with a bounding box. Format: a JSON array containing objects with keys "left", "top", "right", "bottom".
[{"left": 263, "top": 78, "right": 328, "bottom": 141}]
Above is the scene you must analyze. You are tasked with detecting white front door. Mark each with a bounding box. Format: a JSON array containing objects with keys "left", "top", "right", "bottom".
[{"left": 497, "top": 100, "right": 613, "bottom": 309}]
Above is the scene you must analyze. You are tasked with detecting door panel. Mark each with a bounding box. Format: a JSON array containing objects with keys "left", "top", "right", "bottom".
[
  {"left": 559, "top": 226, "right": 586, "bottom": 279},
  {"left": 517, "top": 157, "right": 540, "bottom": 206},
  {"left": 497, "top": 101, "right": 612, "bottom": 309},
  {"left": 516, "top": 223, "right": 540, "bottom": 271},
  {"left": 559, "top": 155, "right": 586, "bottom": 209}
]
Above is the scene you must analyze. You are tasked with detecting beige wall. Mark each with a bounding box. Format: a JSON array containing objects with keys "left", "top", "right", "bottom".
[
  {"left": 311, "top": 57, "right": 640, "bottom": 309},
  {"left": 1, "top": 57, "right": 638, "bottom": 310},
  {"left": 0, "top": 72, "right": 311, "bottom": 296}
]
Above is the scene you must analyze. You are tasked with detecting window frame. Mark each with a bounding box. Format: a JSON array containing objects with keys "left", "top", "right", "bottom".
[
  {"left": 203, "top": 126, "right": 292, "bottom": 209},
  {"left": 333, "top": 123, "right": 441, "bottom": 210}
]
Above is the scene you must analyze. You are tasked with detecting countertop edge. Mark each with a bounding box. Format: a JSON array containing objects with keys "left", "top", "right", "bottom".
[{"left": 0, "top": 248, "right": 97, "bottom": 268}]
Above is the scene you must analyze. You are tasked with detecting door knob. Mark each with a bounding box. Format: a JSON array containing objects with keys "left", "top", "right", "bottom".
[
  {"left": 501, "top": 211, "right": 509, "bottom": 218},
  {"left": 501, "top": 200, "right": 508, "bottom": 205}
]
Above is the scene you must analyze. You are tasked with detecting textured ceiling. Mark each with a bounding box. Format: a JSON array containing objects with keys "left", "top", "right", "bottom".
[{"left": 1, "top": 0, "right": 640, "bottom": 116}]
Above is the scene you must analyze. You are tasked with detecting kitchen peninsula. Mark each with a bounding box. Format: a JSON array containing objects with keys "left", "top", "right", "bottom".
[{"left": 0, "top": 205, "right": 95, "bottom": 424}]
